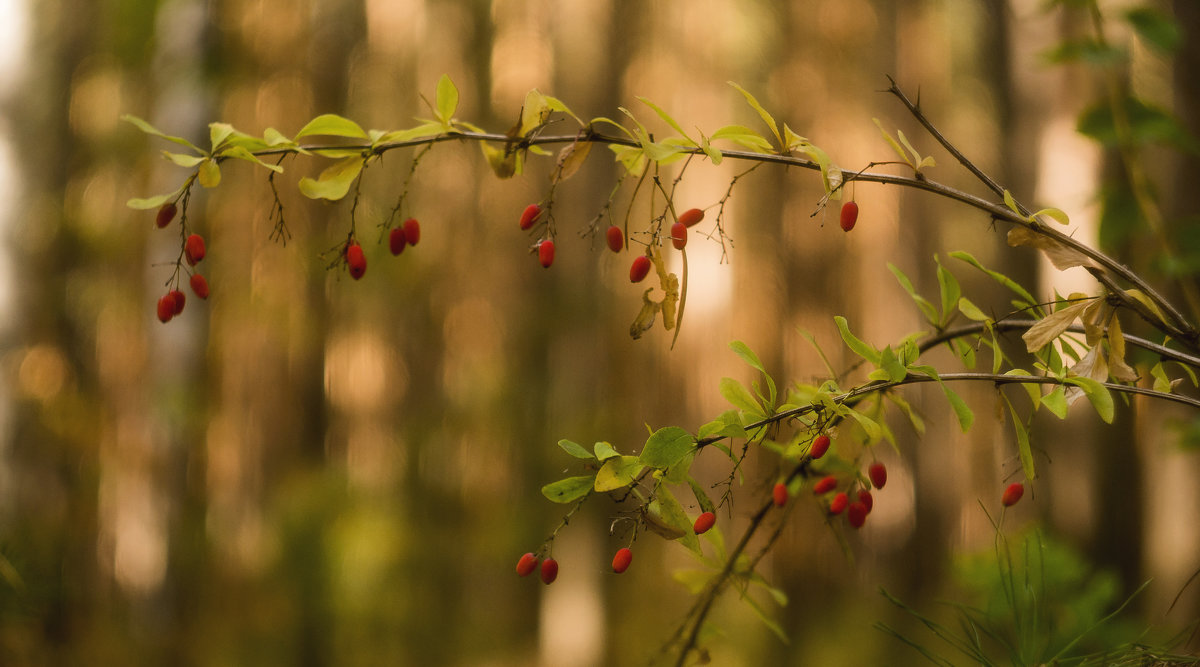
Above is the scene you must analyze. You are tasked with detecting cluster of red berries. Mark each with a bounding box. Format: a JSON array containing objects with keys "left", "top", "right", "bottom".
[
  {"left": 771, "top": 433, "right": 888, "bottom": 530},
  {"left": 153, "top": 202, "right": 210, "bottom": 323},
  {"left": 344, "top": 218, "right": 422, "bottom": 281},
  {"left": 518, "top": 203, "right": 705, "bottom": 275},
  {"left": 516, "top": 552, "right": 559, "bottom": 584}
]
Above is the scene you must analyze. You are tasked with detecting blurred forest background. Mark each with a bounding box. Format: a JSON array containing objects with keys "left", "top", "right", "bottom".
[{"left": 1, "top": 0, "right": 1199, "bottom": 664}]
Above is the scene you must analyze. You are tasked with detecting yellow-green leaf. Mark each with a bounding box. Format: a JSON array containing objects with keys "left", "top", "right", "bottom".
[
  {"left": 198, "top": 158, "right": 221, "bottom": 188},
  {"left": 1034, "top": 207, "right": 1070, "bottom": 225},
  {"left": 162, "top": 151, "right": 206, "bottom": 167},
  {"left": 295, "top": 113, "right": 368, "bottom": 140},
  {"left": 219, "top": 145, "right": 284, "bottom": 173},
  {"left": 121, "top": 114, "right": 206, "bottom": 155},
  {"left": 541, "top": 475, "right": 594, "bottom": 503},
  {"left": 728, "top": 81, "right": 781, "bottom": 149},
  {"left": 1064, "top": 376, "right": 1114, "bottom": 423},
  {"left": 435, "top": 74, "right": 459, "bottom": 126},
  {"left": 297, "top": 156, "right": 363, "bottom": 200},
  {"left": 594, "top": 455, "right": 643, "bottom": 492}
]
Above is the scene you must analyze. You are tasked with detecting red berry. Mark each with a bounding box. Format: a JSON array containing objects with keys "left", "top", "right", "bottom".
[
  {"left": 190, "top": 274, "right": 210, "bottom": 299},
  {"left": 612, "top": 547, "right": 633, "bottom": 574},
  {"left": 810, "top": 434, "right": 830, "bottom": 460},
  {"left": 519, "top": 204, "right": 541, "bottom": 230},
  {"left": 156, "top": 202, "right": 177, "bottom": 228},
  {"left": 829, "top": 492, "right": 848, "bottom": 515},
  {"left": 169, "top": 289, "right": 186, "bottom": 315},
  {"left": 678, "top": 208, "right": 704, "bottom": 228},
  {"left": 847, "top": 501, "right": 868, "bottom": 528},
  {"left": 346, "top": 243, "right": 367, "bottom": 280},
  {"left": 670, "top": 222, "right": 687, "bottom": 250},
  {"left": 813, "top": 475, "right": 837, "bottom": 495},
  {"left": 389, "top": 227, "right": 407, "bottom": 255},
  {"left": 538, "top": 240, "right": 555, "bottom": 268},
  {"left": 693, "top": 511, "right": 716, "bottom": 535},
  {"left": 868, "top": 462, "right": 887, "bottom": 489},
  {"left": 156, "top": 293, "right": 175, "bottom": 323},
  {"left": 857, "top": 490, "right": 873, "bottom": 513},
  {"left": 1002, "top": 482, "right": 1025, "bottom": 507},
  {"left": 630, "top": 255, "right": 651, "bottom": 283},
  {"left": 403, "top": 218, "right": 421, "bottom": 245},
  {"left": 606, "top": 225, "right": 623, "bottom": 253},
  {"left": 516, "top": 552, "right": 539, "bottom": 577},
  {"left": 840, "top": 201, "right": 859, "bottom": 232},
  {"left": 540, "top": 558, "right": 559, "bottom": 584},
  {"left": 185, "top": 234, "right": 206, "bottom": 265},
  {"left": 772, "top": 482, "right": 788, "bottom": 507}
]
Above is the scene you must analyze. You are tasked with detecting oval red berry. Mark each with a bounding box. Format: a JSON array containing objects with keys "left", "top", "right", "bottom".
[
  {"left": 810, "top": 434, "right": 830, "bottom": 460},
  {"left": 678, "top": 208, "right": 704, "bottom": 228},
  {"left": 857, "top": 490, "right": 873, "bottom": 513},
  {"left": 612, "top": 547, "right": 633, "bottom": 574},
  {"left": 156, "top": 202, "right": 177, "bottom": 228},
  {"left": 630, "top": 255, "right": 651, "bottom": 283},
  {"left": 538, "top": 240, "right": 555, "bottom": 268},
  {"left": 169, "top": 289, "right": 186, "bottom": 315},
  {"left": 829, "top": 492, "right": 849, "bottom": 515},
  {"left": 813, "top": 475, "right": 837, "bottom": 495},
  {"left": 540, "top": 558, "right": 559, "bottom": 584},
  {"left": 389, "top": 227, "right": 407, "bottom": 255},
  {"left": 519, "top": 204, "right": 541, "bottom": 230},
  {"left": 185, "top": 234, "right": 206, "bottom": 265},
  {"left": 840, "top": 201, "right": 859, "bottom": 232},
  {"left": 346, "top": 243, "right": 367, "bottom": 280},
  {"left": 1002, "top": 482, "right": 1025, "bottom": 507},
  {"left": 402, "top": 218, "right": 421, "bottom": 246},
  {"left": 156, "top": 294, "right": 175, "bottom": 323},
  {"left": 189, "top": 274, "right": 210, "bottom": 299},
  {"left": 868, "top": 462, "right": 887, "bottom": 489},
  {"left": 671, "top": 222, "right": 687, "bottom": 250},
  {"left": 606, "top": 225, "right": 623, "bottom": 253},
  {"left": 847, "top": 501, "right": 868, "bottom": 528},
  {"left": 693, "top": 511, "right": 716, "bottom": 535},
  {"left": 772, "top": 482, "right": 788, "bottom": 507},
  {"left": 516, "top": 552, "right": 539, "bottom": 577}
]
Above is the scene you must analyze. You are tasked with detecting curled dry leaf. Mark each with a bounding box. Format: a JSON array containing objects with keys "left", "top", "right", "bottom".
[
  {"left": 1007, "top": 226, "right": 1095, "bottom": 271},
  {"left": 1021, "top": 295, "right": 1093, "bottom": 352},
  {"left": 553, "top": 139, "right": 592, "bottom": 183}
]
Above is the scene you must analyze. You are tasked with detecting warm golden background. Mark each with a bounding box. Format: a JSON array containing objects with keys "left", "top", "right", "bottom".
[{"left": 1, "top": 0, "right": 1198, "bottom": 664}]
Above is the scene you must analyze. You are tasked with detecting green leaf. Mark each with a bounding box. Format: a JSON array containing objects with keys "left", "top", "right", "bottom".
[
  {"left": 879, "top": 345, "right": 907, "bottom": 383},
  {"left": 709, "top": 125, "right": 773, "bottom": 153},
  {"left": 697, "top": 132, "right": 723, "bottom": 164},
  {"left": 374, "top": 122, "right": 446, "bottom": 145},
  {"left": 791, "top": 136, "right": 843, "bottom": 194},
  {"left": 1124, "top": 7, "right": 1182, "bottom": 53},
  {"left": 297, "top": 156, "right": 363, "bottom": 201},
  {"left": 887, "top": 393, "right": 925, "bottom": 435},
  {"left": 1033, "top": 207, "right": 1070, "bottom": 225},
  {"left": 720, "top": 377, "right": 763, "bottom": 415},
  {"left": 593, "top": 441, "right": 621, "bottom": 461},
  {"left": 519, "top": 88, "right": 552, "bottom": 136},
  {"left": 295, "top": 113, "right": 368, "bottom": 140},
  {"left": 896, "top": 129, "right": 933, "bottom": 173},
  {"left": 435, "top": 74, "right": 459, "bottom": 126},
  {"left": 1003, "top": 189, "right": 1021, "bottom": 215},
  {"left": 219, "top": 146, "right": 285, "bottom": 173},
  {"left": 958, "top": 297, "right": 989, "bottom": 322},
  {"left": 843, "top": 407, "right": 883, "bottom": 442},
  {"left": 558, "top": 439, "right": 595, "bottom": 460},
  {"left": 698, "top": 410, "right": 749, "bottom": 441},
  {"left": 1004, "top": 394, "right": 1036, "bottom": 480},
  {"left": 950, "top": 251, "right": 1038, "bottom": 309},
  {"left": 638, "top": 97, "right": 694, "bottom": 144},
  {"left": 126, "top": 189, "right": 182, "bottom": 210},
  {"left": 542, "top": 94, "right": 582, "bottom": 126},
  {"left": 162, "top": 151, "right": 206, "bottom": 167},
  {"left": 1064, "top": 377, "right": 1114, "bottom": 423},
  {"left": 687, "top": 476, "right": 716, "bottom": 515},
  {"left": 912, "top": 365, "right": 973, "bottom": 432},
  {"left": 1151, "top": 362, "right": 1172, "bottom": 394},
  {"left": 1042, "top": 385, "right": 1069, "bottom": 419},
  {"left": 727, "top": 81, "right": 781, "bottom": 149},
  {"left": 594, "top": 455, "right": 643, "bottom": 491},
  {"left": 834, "top": 316, "right": 881, "bottom": 366},
  {"left": 673, "top": 569, "right": 716, "bottom": 595},
  {"left": 263, "top": 127, "right": 292, "bottom": 146},
  {"left": 729, "top": 340, "right": 764, "bottom": 373},
  {"left": 1078, "top": 96, "right": 1198, "bottom": 153},
  {"left": 935, "top": 256, "right": 961, "bottom": 326},
  {"left": 209, "top": 122, "right": 236, "bottom": 151},
  {"left": 873, "top": 118, "right": 912, "bottom": 168},
  {"left": 609, "top": 144, "right": 647, "bottom": 176},
  {"left": 887, "top": 263, "right": 939, "bottom": 325},
  {"left": 198, "top": 158, "right": 221, "bottom": 188},
  {"left": 121, "top": 114, "right": 206, "bottom": 155},
  {"left": 739, "top": 590, "right": 789, "bottom": 643},
  {"left": 541, "top": 475, "right": 594, "bottom": 503},
  {"left": 640, "top": 426, "right": 696, "bottom": 469},
  {"left": 1042, "top": 38, "right": 1126, "bottom": 65}
]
